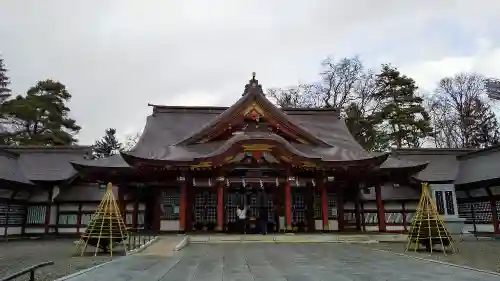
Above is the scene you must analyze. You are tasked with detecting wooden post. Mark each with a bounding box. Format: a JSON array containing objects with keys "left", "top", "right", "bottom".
[
  {"left": 179, "top": 180, "right": 187, "bottom": 232},
  {"left": 402, "top": 201, "right": 407, "bottom": 231},
  {"left": 486, "top": 187, "right": 499, "bottom": 234},
  {"left": 76, "top": 203, "right": 82, "bottom": 234},
  {"left": 284, "top": 180, "right": 292, "bottom": 231},
  {"left": 216, "top": 180, "right": 224, "bottom": 232},
  {"left": 320, "top": 180, "right": 329, "bottom": 231},
  {"left": 337, "top": 188, "right": 345, "bottom": 232},
  {"left": 153, "top": 189, "right": 161, "bottom": 231},
  {"left": 354, "top": 194, "right": 362, "bottom": 231},
  {"left": 44, "top": 187, "right": 53, "bottom": 234},
  {"left": 375, "top": 184, "right": 386, "bottom": 232}
]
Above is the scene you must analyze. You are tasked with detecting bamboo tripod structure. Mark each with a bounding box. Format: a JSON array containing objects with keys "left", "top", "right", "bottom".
[
  {"left": 405, "top": 182, "right": 457, "bottom": 255},
  {"left": 76, "top": 182, "right": 129, "bottom": 257}
]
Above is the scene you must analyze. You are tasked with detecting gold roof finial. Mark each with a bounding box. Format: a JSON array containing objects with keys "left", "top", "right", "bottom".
[{"left": 106, "top": 182, "right": 113, "bottom": 192}]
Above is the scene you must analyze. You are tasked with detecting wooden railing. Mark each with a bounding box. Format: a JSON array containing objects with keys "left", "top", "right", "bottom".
[
  {"left": 126, "top": 229, "right": 157, "bottom": 253},
  {"left": 0, "top": 261, "right": 54, "bottom": 281}
]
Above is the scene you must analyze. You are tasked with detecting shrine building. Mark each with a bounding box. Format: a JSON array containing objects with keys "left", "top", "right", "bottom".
[{"left": 1, "top": 75, "right": 500, "bottom": 236}]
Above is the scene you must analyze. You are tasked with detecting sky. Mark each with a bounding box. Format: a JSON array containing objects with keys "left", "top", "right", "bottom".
[{"left": 1, "top": 0, "right": 500, "bottom": 145}]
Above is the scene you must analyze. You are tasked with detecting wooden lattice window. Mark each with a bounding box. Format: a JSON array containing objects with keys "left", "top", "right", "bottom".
[
  {"left": 385, "top": 212, "right": 404, "bottom": 224},
  {"left": 26, "top": 205, "right": 46, "bottom": 224},
  {"left": 193, "top": 191, "right": 217, "bottom": 223},
  {"left": 292, "top": 192, "right": 305, "bottom": 223},
  {"left": 363, "top": 212, "right": 378, "bottom": 224},
  {"left": 327, "top": 193, "right": 338, "bottom": 220},
  {"left": 161, "top": 189, "right": 180, "bottom": 220},
  {"left": 58, "top": 214, "right": 77, "bottom": 225}
]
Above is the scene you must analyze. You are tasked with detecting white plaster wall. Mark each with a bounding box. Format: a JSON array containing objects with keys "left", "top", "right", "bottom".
[
  {"left": 29, "top": 190, "right": 49, "bottom": 202},
  {"left": 126, "top": 203, "right": 135, "bottom": 211},
  {"left": 160, "top": 220, "right": 179, "bottom": 231},
  {"left": 363, "top": 202, "right": 377, "bottom": 210},
  {"left": 365, "top": 225, "right": 379, "bottom": 232},
  {"left": 384, "top": 202, "right": 403, "bottom": 210},
  {"left": 343, "top": 202, "right": 354, "bottom": 209},
  {"left": 81, "top": 203, "right": 98, "bottom": 211},
  {"left": 50, "top": 205, "right": 58, "bottom": 225},
  {"left": 58, "top": 228, "right": 78, "bottom": 233},
  {"left": 59, "top": 204, "right": 79, "bottom": 211},
  {"left": 24, "top": 227, "right": 45, "bottom": 234},
  {"left": 5, "top": 227, "right": 22, "bottom": 235},
  {"left": 463, "top": 224, "right": 495, "bottom": 233},
  {"left": 328, "top": 220, "right": 338, "bottom": 231},
  {"left": 406, "top": 201, "right": 418, "bottom": 210},
  {"left": 386, "top": 225, "right": 405, "bottom": 231}
]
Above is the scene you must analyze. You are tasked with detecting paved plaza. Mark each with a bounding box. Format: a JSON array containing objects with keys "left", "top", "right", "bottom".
[{"left": 59, "top": 243, "right": 500, "bottom": 281}]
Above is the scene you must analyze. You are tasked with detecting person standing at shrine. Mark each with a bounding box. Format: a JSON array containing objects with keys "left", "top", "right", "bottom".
[{"left": 236, "top": 204, "right": 247, "bottom": 234}]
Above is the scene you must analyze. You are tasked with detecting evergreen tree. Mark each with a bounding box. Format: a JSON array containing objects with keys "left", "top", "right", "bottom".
[
  {"left": 93, "top": 128, "right": 122, "bottom": 158},
  {"left": 373, "top": 65, "right": 433, "bottom": 148},
  {"left": 469, "top": 97, "right": 500, "bottom": 147},
  {"left": 344, "top": 103, "right": 388, "bottom": 151},
  {"left": 0, "top": 55, "right": 11, "bottom": 102},
  {"left": 0, "top": 79, "right": 81, "bottom": 145}
]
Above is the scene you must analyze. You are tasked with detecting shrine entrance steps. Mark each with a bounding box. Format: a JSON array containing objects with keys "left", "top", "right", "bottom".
[{"left": 186, "top": 233, "right": 407, "bottom": 244}]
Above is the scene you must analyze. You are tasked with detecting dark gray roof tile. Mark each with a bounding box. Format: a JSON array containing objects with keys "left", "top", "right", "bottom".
[
  {"left": 0, "top": 150, "right": 33, "bottom": 185},
  {"left": 392, "top": 148, "right": 469, "bottom": 182},
  {"left": 5, "top": 146, "right": 91, "bottom": 181}
]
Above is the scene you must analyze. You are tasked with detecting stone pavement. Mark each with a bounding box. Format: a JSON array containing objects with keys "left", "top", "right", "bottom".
[{"left": 58, "top": 244, "right": 500, "bottom": 281}]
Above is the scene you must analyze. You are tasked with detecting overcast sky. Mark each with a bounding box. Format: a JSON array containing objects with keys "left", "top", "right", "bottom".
[{"left": 1, "top": 0, "right": 500, "bottom": 145}]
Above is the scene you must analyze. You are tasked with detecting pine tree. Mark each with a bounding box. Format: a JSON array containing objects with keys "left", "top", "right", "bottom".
[
  {"left": 373, "top": 65, "right": 433, "bottom": 148},
  {"left": 0, "top": 55, "right": 11, "bottom": 102},
  {"left": 93, "top": 128, "right": 122, "bottom": 158},
  {"left": 0, "top": 79, "right": 81, "bottom": 145}
]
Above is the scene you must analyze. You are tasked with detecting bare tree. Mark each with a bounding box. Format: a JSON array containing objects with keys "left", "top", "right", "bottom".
[
  {"left": 266, "top": 56, "right": 366, "bottom": 110},
  {"left": 430, "top": 73, "right": 500, "bottom": 148}
]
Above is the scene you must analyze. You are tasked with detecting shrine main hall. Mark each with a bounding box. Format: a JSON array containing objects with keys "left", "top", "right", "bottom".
[{"left": 1, "top": 75, "right": 499, "bottom": 236}]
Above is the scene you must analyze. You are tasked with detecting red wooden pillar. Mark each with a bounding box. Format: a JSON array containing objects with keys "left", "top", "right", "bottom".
[
  {"left": 320, "top": 180, "right": 329, "bottom": 231},
  {"left": 375, "top": 185, "right": 386, "bottom": 232},
  {"left": 179, "top": 180, "right": 187, "bottom": 232},
  {"left": 216, "top": 180, "right": 224, "bottom": 231},
  {"left": 337, "top": 188, "right": 345, "bottom": 231},
  {"left": 284, "top": 180, "right": 292, "bottom": 231},
  {"left": 486, "top": 187, "right": 499, "bottom": 234}
]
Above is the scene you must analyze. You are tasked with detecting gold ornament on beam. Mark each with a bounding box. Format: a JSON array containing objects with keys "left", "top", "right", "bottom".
[
  {"left": 301, "top": 161, "right": 316, "bottom": 168},
  {"left": 242, "top": 144, "right": 274, "bottom": 152},
  {"left": 190, "top": 161, "right": 212, "bottom": 169}
]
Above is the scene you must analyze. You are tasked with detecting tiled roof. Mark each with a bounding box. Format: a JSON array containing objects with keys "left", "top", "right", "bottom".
[{"left": 0, "top": 146, "right": 91, "bottom": 183}]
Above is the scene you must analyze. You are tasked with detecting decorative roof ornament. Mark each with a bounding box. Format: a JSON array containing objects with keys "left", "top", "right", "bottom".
[
  {"left": 242, "top": 72, "right": 263, "bottom": 96},
  {"left": 192, "top": 178, "right": 196, "bottom": 187},
  {"left": 311, "top": 178, "right": 316, "bottom": 187},
  {"left": 276, "top": 177, "right": 279, "bottom": 187},
  {"left": 208, "top": 178, "right": 212, "bottom": 187}
]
